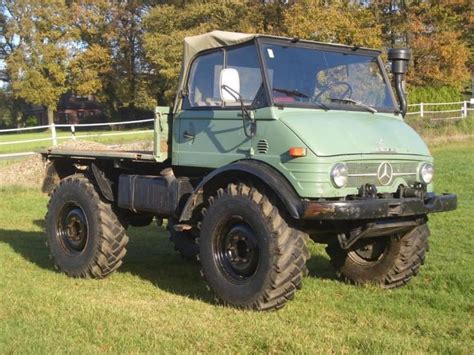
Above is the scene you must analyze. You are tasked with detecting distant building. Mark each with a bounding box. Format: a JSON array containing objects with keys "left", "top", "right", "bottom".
[{"left": 23, "top": 93, "right": 105, "bottom": 125}]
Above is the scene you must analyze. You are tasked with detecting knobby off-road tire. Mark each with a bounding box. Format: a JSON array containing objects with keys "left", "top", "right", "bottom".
[
  {"left": 326, "top": 224, "right": 429, "bottom": 288},
  {"left": 198, "top": 183, "right": 310, "bottom": 311},
  {"left": 45, "top": 174, "right": 129, "bottom": 278},
  {"left": 167, "top": 218, "right": 199, "bottom": 259}
]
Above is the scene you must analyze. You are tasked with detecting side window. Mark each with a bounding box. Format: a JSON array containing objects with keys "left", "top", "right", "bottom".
[
  {"left": 226, "top": 44, "right": 263, "bottom": 106},
  {"left": 186, "top": 51, "right": 223, "bottom": 108}
]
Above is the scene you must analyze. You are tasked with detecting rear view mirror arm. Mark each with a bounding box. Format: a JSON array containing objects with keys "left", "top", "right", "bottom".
[{"left": 221, "top": 85, "right": 256, "bottom": 138}]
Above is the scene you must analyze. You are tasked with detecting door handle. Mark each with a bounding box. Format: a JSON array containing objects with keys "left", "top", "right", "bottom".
[{"left": 183, "top": 131, "right": 195, "bottom": 140}]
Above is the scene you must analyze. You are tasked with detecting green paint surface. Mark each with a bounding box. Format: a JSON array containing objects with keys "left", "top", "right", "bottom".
[{"left": 173, "top": 106, "right": 434, "bottom": 198}]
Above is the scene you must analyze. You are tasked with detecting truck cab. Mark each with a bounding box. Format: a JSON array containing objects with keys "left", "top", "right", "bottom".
[
  {"left": 41, "top": 31, "right": 456, "bottom": 311},
  {"left": 174, "top": 32, "right": 431, "bottom": 198}
]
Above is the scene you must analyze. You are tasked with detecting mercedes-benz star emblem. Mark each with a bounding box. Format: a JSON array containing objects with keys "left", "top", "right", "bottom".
[{"left": 377, "top": 162, "right": 393, "bottom": 186}]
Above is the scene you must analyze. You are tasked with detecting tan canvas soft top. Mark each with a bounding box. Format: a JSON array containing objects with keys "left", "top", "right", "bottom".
[
  {"left": 183, "top": 31, "right": 255, "bottom": 72},
  {"left": 173, "top": 30, "right": 380, "bottom": 111},
  {"left": 174, "top": 30, "right": 255, "bottom": 111}
]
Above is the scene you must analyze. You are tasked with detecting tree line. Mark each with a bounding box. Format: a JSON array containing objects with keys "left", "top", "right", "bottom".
[{"left": 0, "top": 0, "right": 471, "bottom": 127}]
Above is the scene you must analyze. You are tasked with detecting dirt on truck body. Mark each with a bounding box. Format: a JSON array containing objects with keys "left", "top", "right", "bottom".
[{"left": 41, "top": 31, "right": 456, "bottom": 311}]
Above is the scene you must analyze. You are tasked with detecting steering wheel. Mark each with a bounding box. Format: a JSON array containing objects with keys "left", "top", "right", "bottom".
[{"left": 313, "top": 81, "right": 353, "bottom": 102}]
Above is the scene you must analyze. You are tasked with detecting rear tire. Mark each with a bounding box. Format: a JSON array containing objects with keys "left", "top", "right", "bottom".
[
  {"left": 326, "top": 224, "right": 429, "bottom": 288},
  {"left": 198, "top": 183, "right": 310, "bottom": 311},
  {"left": 45, "top": 174, "right": 129, "bottom": 278}
]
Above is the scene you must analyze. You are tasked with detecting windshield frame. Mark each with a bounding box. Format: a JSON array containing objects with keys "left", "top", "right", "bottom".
[
  {"left": 181, "top": 39, "right": 271, "bottom": 111},
  {"left": 256, "top": 37, "right": 398, "bottom": 114}
]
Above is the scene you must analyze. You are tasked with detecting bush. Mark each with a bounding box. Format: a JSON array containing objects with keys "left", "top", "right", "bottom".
[
  {"left": 25, "top": 115, "right": 39, "bottom": 127},
  {"left": 407, "top": 86, "right": 464, "bottom": 105}
]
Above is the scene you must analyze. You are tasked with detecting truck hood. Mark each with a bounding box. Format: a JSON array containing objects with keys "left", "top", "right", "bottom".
[{"left": 279, "top": 110, "right": 430, "bottom": 157}]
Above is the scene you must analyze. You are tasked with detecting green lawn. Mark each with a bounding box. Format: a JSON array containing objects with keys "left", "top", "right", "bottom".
[
  {"left": 0, "top": 128, "right": 154, "bottom": 155},
  {"left": 0, "top": 141, "right": 473, "bottom": 353}
]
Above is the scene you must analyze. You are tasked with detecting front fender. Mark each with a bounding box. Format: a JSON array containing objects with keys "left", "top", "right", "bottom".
[{"left": 178, "top": 160, "right": 303, "bottom": 222}]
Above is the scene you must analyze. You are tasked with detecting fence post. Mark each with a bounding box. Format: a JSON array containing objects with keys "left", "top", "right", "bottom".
[
  {"left": 462, "top": 101, "right": 468, "bottom": 118},
  {"left": 420, "top": 102, "right": 424, "bottom": 118},
  {"left": 51, "top": 123, "right": 58, "bottom": 147},
  {"left": 71, "top": 125, "right": 76, "bottom": 140}
]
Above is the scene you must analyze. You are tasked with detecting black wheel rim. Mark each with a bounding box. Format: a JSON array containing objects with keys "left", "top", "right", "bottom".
[
  {"left": 348, "top": 238, "right": 388, "bottom": 265},
  {"left": 214, "top": 217, "right": 260, "bottom": 283},
  {"left": 57, "top": 202, "right": 89, "bottom": 256}
]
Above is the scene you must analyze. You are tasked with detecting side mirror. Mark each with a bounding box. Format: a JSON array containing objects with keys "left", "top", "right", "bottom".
[{"left": 220, "top": 68, "right": 240, "bottom": 103}]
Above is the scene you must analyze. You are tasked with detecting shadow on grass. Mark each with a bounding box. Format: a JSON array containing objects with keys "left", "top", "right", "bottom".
[
  {"left": 307, "top": 253, "right": 338, "bottom": 280},
  {"left": 0, "top": 229, "right": 52, "bottom": 270},
  {"left": 33, "top": 219, "right": 45, "bottom": 229},
  {"left": 0, "top": 226, "right": 212, "bottom": 304},
  {"left": 0, "top": 225, "right": 338, "bottom": 305}
]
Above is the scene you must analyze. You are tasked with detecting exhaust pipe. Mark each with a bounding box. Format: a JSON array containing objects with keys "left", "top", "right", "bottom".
[{"left": 388, "top": 48, "right": 411, "bottom": 117}]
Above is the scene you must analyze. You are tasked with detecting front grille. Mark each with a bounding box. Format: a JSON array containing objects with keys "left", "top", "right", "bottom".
[{"left": 346, "top": 161, "right": 418, "bottom": 187}]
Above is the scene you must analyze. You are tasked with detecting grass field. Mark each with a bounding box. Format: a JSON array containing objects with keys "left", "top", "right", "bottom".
[
  {"left": 406, "top": 114, "right": 474, "bottom": 143},
  {"left": 0, "top": 141, "right": 473, "bottom": 353}
]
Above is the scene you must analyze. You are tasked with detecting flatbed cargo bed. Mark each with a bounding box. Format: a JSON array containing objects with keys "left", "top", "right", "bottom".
[{"left": 40, "top": 148, "right": 156, "bottom": 162}]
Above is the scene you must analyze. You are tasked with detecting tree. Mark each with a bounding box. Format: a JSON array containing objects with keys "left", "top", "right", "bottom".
[
  {"left": 0, "top": 87, "right": 14, "bottom": 128},
  {"left": 369, "top": 0, "right": 470, "bottom": 91},
  {"left": 253, "top": 0, "right": 290, "bottom": 35},
  {"left": 448, "top": 0, "right": 473, "bottom": 70},
  {"left": 1, "top": 0, "right": 469, "bottom": 123},
  {"left": 2, "top": 0, "right": 74, "bottom": 125},
  {"left": 70, "top": 0, "right": 156, "bottom": 120},
  {"left": 405, "top": 0, "right": 470, "bottom": 90},
  {"left": 0, "top": 10, "right": 22, "bottom": 127},
  {"left": 143, "top": 1, "right": 261, "bottom": 104},
  {"left": 283, "top": 0, "right": 383, "bottom": 48}
]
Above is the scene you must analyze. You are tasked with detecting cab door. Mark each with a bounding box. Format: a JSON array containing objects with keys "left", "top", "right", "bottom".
[{"left": 174, "top": 44, "right": 264, "bottom": 169}]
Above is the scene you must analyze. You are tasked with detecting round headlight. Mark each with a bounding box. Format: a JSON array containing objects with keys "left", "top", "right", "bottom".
[
  {"left": 420, "top": 163, "right": 434, "bottom": 184},
  {"left": 331, "top": 163, "right": 348, "bottom": 188}
]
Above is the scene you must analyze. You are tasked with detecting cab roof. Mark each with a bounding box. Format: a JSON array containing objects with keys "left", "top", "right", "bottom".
[
  {"left": 183, "top": 31, "right": 256, "bottom": 66},
  {"left": 182, "top": 30, "right": 380, "bottom": 68}
]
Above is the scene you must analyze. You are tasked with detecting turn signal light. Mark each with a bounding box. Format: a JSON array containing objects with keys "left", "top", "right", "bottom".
[{"left": 289, "top": 147, "right": 307, "bottom": 157}]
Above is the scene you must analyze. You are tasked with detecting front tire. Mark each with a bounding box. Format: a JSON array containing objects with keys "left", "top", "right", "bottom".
[
  {"left": 326, "top": 224, "right": 429, "bottom": 288},
  {"left": 199, "top": 183, "right": 310, "bottom": 311},
  {"left": 45, "top": 174, "right": 129, "bottom": 278}
]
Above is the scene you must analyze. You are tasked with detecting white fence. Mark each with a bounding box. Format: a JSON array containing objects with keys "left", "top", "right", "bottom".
[
  {"left": 0, "top": 100, "right": 473, "bottom": 161},
  {"left": 0, "top": 118, "right": 154, "bottom": 160},
  {"left": 406, "top": 100, "right": 473, "bottom": 122}
]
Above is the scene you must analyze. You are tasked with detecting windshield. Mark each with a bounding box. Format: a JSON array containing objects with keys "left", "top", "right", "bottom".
[{"left": 260, "top": 42, "right": 395, "bottom": 112}]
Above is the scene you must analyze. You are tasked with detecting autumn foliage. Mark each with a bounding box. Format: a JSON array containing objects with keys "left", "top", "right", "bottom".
[{"left": 0, "top": 0, "right": 471, "bottom": 123}]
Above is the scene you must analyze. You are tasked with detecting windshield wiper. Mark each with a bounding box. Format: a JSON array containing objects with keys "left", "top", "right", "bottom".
[
  {"left": 329, "top": 97, "right": 377, "bottom": 114},
  {"left": 273, "top": 87, "right": 329, "bottom": 110},
  {"left": 273, "top": 87, "right": 309, "bottom": 98}
]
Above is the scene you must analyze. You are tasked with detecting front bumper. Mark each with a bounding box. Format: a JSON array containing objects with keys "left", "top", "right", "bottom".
[{"left": 301, "top": 193, "right": 457, "bottom": 220}]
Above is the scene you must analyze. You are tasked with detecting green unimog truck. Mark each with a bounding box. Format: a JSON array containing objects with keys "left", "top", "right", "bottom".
[{"left": 41, "top": 31, "right": 456, "bottom": 311}]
